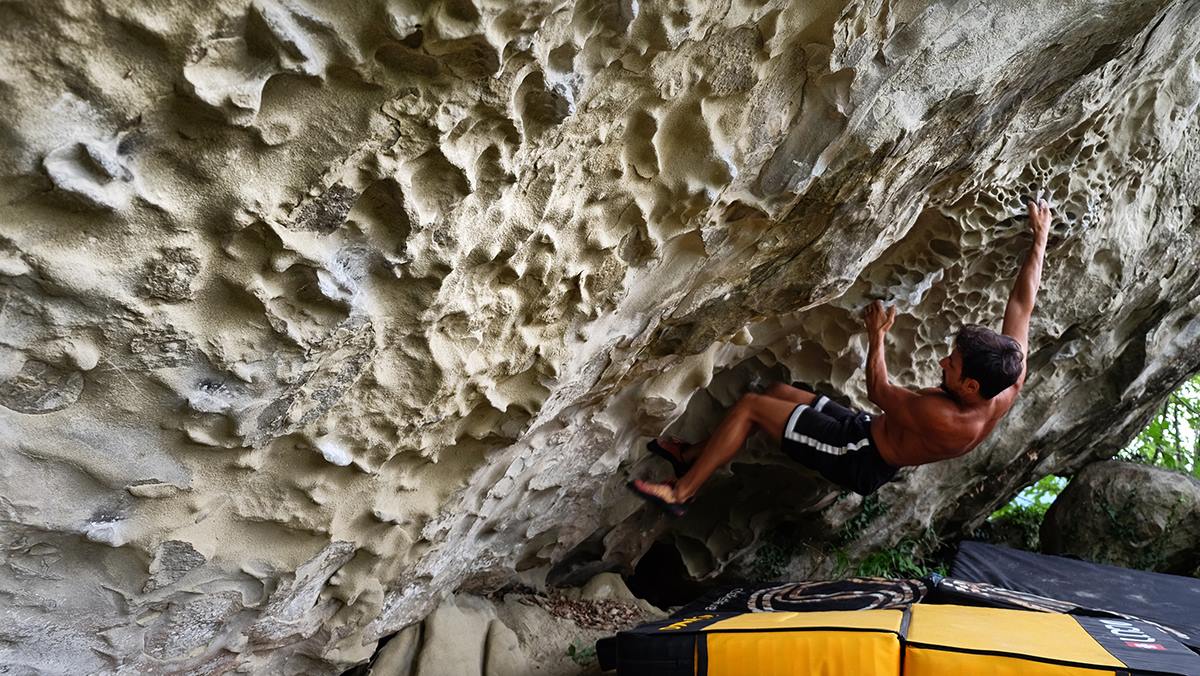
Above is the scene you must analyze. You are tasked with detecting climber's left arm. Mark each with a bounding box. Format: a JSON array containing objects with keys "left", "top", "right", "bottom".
[{"left": 1002, "top": 200, "right": 1050, "bottom": 353}]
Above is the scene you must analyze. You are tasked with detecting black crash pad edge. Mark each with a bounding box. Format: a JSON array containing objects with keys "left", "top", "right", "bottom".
[{"left": 596, "top": 636, "right": 617, "bottom": 671}]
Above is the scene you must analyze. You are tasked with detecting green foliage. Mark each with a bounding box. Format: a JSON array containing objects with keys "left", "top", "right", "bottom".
[
  {"left": 834, "top": 493, "right": 888, "bottom": 545},
  {"left": 985, "top": 475, "right": 1066, "bottom": 551},
  {"left": 751, "top": 495, "right": 949, "bottom": 581},
  {"left": 750, "top": 539, "right": 791, "bottom": 581},
  {"left": 832, "top": 495, "right": 949, "bottom": 580},
  {"left": 750, "top": 494, "right": 889, "bottom": 581},
  {"left": 991, "top": 475, "right": 1066, "bottom": 521},
  {"left": 848, "top": 529, "right": 948, "bottom": 579},
  {"left": 1118, "top": 373, "right": 1200, "bottom": 475},
  {"left": 986, "top": 504, "right": 1045, "bottom": 551},
  {"left": 750, "top": 521, "right": 809, "bottom": 580},
  {"left": 566, "top": 641, "right": 596, "bottom": 666}
]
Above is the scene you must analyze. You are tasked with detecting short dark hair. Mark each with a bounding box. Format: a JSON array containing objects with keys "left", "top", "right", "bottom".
[{"left": 955, "top": 325, "right": 1024, "bottom": 399}]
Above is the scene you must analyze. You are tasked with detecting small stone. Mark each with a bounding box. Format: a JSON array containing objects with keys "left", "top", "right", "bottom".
[
  {"left": 0, "top": 250, "right": 31, "bottom": 277},
  {"left": 127, "top": 481, "right": 186, "bottom": 499},
  {"left": 63, "top": 341, "right": 101, "bottom": 371},
  {"left": 139, "top": 247, "right": 202, "bottom": 303},
  {"left": 143, "top": 592, "right": 242, "bottom": 659},
  {"left": 0, "top": 359, "right": 84, "bottom": 414},
  {"left": 145, "top": 539, "right": 207, "bottom": 592},
  {"left": 129, "top": 326, "right": 195, "bottom": 368},
  {"left": 292, "top": 183, "right": 358, "bottom": 233}
]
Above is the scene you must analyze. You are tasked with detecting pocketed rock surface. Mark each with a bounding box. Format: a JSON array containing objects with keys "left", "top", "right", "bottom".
[{"left": 2, "top": 0, "right": 1200, "bottom": 673}]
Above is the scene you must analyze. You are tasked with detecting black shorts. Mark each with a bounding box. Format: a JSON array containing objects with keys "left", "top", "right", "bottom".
[{"left": 779, "top": 394, "right": 898, "bottom": 496}]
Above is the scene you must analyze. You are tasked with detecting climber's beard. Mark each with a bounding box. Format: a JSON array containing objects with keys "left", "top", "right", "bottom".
[{"left": 940, "top": 376, "right": 959, "bottom": 401}]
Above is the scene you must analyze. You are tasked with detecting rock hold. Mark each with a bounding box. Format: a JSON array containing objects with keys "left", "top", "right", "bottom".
[
  {"left": 41, "top": 134, "right": 146, "bottom": 211},
  {"left": 0, "top": 359, "right": 85, "bottom": 414},
  {"left": 139, "top": 247, "right": 202, "bottom": 303},
  {"left": 145, "top": 540, "right": 208, "bottom": 593}
]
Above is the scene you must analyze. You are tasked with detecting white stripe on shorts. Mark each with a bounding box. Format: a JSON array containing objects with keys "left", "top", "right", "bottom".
[
  {"left": 784, "top": 403, "right": 871, "bottom": 456},
  {"left": 784, "top": 404, "right": 808, "bottom": 438}
]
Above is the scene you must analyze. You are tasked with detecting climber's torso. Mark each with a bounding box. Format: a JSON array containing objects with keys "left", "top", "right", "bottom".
[{"left": 871, "top": 387, "right": 1020, "bottom": 467}]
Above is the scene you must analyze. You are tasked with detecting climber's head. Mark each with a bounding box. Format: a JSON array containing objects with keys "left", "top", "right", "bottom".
[{"left": 940, "top": 325, "right": 1024, "bottom": 401}]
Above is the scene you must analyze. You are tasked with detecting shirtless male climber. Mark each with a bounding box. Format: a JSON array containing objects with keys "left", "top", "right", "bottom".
[{"left": 629, "top": 197, "right": 1052, "bottom": 516}]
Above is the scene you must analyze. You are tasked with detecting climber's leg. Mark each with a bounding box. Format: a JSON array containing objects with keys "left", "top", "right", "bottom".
[
  {"left": 671, "top": 383, "right": 817, "bottom": 465},
  {"left": 667, "top": 393, "right": 796, "bottom": 502},
  {"left": 762, "top": 382, "right": 820, "bottom": 406}
]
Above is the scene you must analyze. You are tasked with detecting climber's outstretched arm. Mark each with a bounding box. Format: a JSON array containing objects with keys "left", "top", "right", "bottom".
[{"left": 1001, "top": 198, "right": 1051, "bottom": 386}]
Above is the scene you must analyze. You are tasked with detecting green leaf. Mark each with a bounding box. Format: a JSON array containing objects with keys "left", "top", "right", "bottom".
[{"left": 1117, "top": 373, "right": 1200, "bottom": 473}]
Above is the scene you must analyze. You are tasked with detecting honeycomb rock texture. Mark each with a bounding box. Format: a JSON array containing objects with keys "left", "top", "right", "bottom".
[{"left": 3, "top": 0, "right": 1200, "bottom": 672}]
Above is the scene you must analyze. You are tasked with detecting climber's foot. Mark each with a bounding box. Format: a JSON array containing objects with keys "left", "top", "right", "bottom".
[
  {"left": 647, "top": 436, "right": 694, "bottom": 478},
  {"left": 628, "top": 479, "right": 688, "bottom": 517}
]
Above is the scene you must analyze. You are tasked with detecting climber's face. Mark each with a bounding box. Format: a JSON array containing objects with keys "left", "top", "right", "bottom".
[
  {"left": 939, "top": 348, "right": 980, "bottom": 401},
  {"left": 939, "top": 351, "right": 954, "bottom": 394},
  {"left": 940, "top": 348, "right": 966, "bottom": 396}
]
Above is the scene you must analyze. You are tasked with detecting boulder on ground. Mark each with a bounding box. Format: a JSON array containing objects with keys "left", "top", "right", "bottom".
[
  {"left": 368, "top": 573, "right": 664, "bottom": 676},
  {"left": 1040, "top": 461, "right": 1200, "bottom": 575}
]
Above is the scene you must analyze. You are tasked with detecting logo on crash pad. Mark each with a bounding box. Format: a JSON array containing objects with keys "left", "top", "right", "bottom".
[
  {"left": 1100, "top": 619, "right": 1163, "bottom": 649},
  {"left": 660, "top": 614, "right": 716, "bottom": 631}
]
